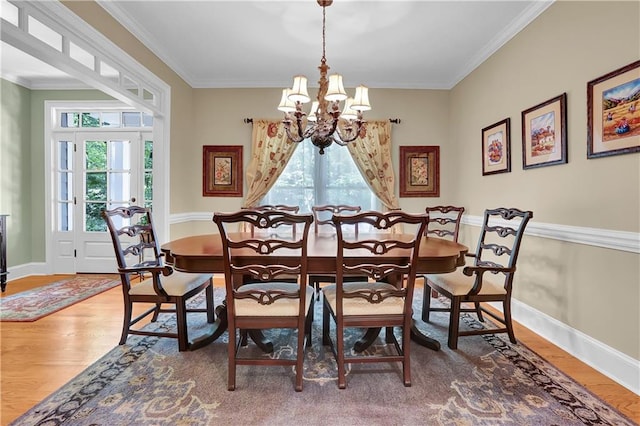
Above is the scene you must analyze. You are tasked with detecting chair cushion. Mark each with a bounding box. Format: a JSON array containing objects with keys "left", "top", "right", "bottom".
[
  {"left": 426, "top": 270, "right": 506, "bottom": 297},
  {"left": 129, "top": 272, "right": 212, "bottom": 297},
  {"left": 323, "top": 282, "right": 405, "bottom": 316},
  {"left": 234, "top": 282, "right": 313, "bottom": 317}
]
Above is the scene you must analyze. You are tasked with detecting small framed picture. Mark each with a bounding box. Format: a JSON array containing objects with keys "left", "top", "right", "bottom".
[
  {"left": 203, "top": 145, "right": 243, "bottom": 197},
  {"left": 587, "top": 60, "right": 640, "bottom": 159},
  {"left": 521, "top": 93, "right": 568, "bottom": 170},
  {"left": 481, "top": 118, "right": 511, "bottom": 176},
  {"left": 399, "top": 146, "right": 439, "bottom": 197}
]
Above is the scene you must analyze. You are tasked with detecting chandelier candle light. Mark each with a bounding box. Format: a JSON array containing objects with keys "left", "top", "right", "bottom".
[{"left": 278, "top": 0, "right": 371, "bottom": 154}]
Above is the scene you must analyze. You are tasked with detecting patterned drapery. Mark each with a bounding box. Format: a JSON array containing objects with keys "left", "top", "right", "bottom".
[
  {"left": 243, "top": 119, "right": 298, "bottom": 208},
  {"left": 346, "top": 120, "right": 400, "bottom": 211},
  {"left": 244, "top": 119, "right": 400, "bottom": 222}
]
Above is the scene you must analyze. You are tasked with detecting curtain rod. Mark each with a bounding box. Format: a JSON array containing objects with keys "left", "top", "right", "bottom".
[{"left": 243, "top": 118, "right": 401, "bottom": 124}]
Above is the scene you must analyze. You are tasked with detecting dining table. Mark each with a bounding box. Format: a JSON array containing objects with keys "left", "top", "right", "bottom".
[{"left": 161, "top": 232, "right": 468, "bottom": 352}]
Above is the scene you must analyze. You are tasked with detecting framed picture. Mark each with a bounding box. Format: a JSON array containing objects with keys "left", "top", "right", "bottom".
[
  {"left": 481, "top": 118, "right": 511, "bottom": 176},
  {"left": 399, "top": 146, "right": 439, "bottom": 197},
  {"left": 203, "top": 145, "right": 243, "bottom": 197},
  {"left": 521, "top": 93, "right": 568, "bottom": 170},
  {"left": 587, "top": 60, "right": 640, "bottom": 159}
]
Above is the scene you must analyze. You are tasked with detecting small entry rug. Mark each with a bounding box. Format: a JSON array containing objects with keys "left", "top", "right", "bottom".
[
  {"left": 0, "top": 276, "right": 119, "bottom": 322},
  {"left": 10, "top": 291, "right": 636, "bottom": 425}
]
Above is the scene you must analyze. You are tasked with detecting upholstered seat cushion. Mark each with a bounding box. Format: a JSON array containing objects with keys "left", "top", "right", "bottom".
[
  {"left": 323, "top": 281, "right": 405, "bottom": 315},
  {"left": 234, "top": 282, "right": 313, "bottom": 317},
  {"left": 426, "top": 270, "right": 506, "bottom": 296},
  {"left": 129, "top": 272, "right": 212, "bottom": 297}
]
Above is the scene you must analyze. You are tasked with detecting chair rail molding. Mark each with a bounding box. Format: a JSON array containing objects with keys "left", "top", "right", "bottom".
[
  {"left": 462, "top": 215, "right": 639, "bottom": 254},
  {"left": 171, "top": 212, "right": 639, "bottom": 254}
]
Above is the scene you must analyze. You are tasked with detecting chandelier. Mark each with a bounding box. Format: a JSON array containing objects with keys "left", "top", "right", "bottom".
[{"left": 277, "top": 0, "right": 371, "bottom": 155}]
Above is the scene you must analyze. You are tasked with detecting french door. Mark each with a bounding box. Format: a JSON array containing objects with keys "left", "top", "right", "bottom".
[{"left": 52, "top": 131, "right": 153, "bottom": 273}]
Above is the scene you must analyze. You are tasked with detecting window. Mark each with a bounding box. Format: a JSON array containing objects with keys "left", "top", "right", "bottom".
[{"left": 262, "top": 142, "right": 380, "bottom": 213}]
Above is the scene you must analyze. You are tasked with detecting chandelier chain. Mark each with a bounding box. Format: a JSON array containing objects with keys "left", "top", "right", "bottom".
[{"left": 321, "top": 4, "right": 327, "bottom": 64}]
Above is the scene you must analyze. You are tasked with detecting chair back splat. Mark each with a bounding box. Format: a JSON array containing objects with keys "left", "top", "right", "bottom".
[
  {"left": 322, "top": 210, "right": 429, "bottom": 389},
  {"left": 213, "top": 209, "right": 314, "bottom": 392},
  {"left": 421, "top": 205, "right": 465, "bottom": 305},
  {"left": 425, "top": 205, "right": 465, "bottom": 241},
  {"left": 309, "top": 204, "right": 363, "bottom": 300},
  {"left": 423, "top": 207, "right": 533, "bottom": 349},
  {"left": 102, "top": 206, "right": 215, "bottom": 352},
  {"left": 241, "top": 205, "right": 300, "bottom": 236}
]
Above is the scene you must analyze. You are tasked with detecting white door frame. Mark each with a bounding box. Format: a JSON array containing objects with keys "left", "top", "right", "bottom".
[{"left": 45, "top": 101, "right": 167, "bottom": 274}]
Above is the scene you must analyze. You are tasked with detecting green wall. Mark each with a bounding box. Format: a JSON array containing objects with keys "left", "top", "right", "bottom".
[{"left": 0, "top": 79, "right": 32, "bottom": 267}]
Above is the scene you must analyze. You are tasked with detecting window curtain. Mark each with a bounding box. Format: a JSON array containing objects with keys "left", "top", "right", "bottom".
[
  {"left": 346, "top": 120, "right": 400, "bottom": 211},
  {"left": 243, "top": 119, "right": 298, "bottom": 208}
]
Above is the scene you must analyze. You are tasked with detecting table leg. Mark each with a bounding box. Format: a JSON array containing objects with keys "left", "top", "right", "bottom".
[
  {"left": 409, "top": 320, "right": 441, "bottom": 351},
  {"left": 187, "top": 303, "right": 228, "bottom": 351}
]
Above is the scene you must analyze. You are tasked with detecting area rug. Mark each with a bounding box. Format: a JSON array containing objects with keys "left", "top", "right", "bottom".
[
  {"left": 11, "top": 290, "right": 636, "bottom": 425},
  {"left": 0, "top": 276, "right": 120, "bottom": 322}
]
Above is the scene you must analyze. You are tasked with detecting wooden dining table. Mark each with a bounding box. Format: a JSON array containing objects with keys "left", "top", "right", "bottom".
[{"left": 161, "top": 232, "right": 468, "bottom": 352}]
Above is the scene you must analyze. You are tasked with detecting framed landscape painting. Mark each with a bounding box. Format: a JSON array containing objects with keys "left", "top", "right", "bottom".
[
  {"left": 482, "top": 118, "right": 511, "bottom": 176},
  {"left": 587, "top": 60, "right": 640, "bottom": 159},
  {"left": 202, "top": 145, "right": 243, "bottom": 197},
  {"left": 521, "top": 93, "right": 568, "bottom": 170},
  {"left": 399, "top": 146, "right": 439, "bottom": 197}
]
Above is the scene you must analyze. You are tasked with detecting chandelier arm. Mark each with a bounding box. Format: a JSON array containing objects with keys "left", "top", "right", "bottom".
[
  {"left": 334, "top": 120, "right": 364, "bottom": 144},
  {"left": 282, "top": 113, "right": 305, "bottom": 143}
]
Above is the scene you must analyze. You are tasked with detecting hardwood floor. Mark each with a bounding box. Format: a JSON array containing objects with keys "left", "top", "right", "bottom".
[{"left": 1, "top": 275, "right": 638, "bottom": 425}]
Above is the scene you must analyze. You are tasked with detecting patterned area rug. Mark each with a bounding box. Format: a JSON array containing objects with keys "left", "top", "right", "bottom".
[
  {"left": 0, "top": 276, "right": 120, "bottom": 322},
  {"left": 11, "top": 290, "right": 636, "bottom": 425}
]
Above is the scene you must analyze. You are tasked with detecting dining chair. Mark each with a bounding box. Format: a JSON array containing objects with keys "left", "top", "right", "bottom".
[
  {"left": 309, "top": 204, "right": 364, "bottom": 300},
  {"left": 419, "top": 206, "right": 465, "bottom": 306},
  {"left": 213, "top": 209, "right": 314, "bottom": 392},
  {"left": 422, "top": 207, "right": 533, "bottom": 349},
  {"left": 102, "top": 206, "right": 215, "bottom": 352},
  {"left": 322, "top": 210, "right": 429, "bottom": 389},
  {"left": 241, "top": 205, "right": 300, "bottom": 236}
]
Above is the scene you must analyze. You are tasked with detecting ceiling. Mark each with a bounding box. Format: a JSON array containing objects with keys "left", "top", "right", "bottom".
[{"left": 1, "top": 0, "right": 553, "bottom": 90}]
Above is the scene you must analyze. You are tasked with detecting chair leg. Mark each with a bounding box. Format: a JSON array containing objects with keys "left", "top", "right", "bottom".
[
  {"left": 504, "top": 299, "right": 517, "bottom": 344},
  {"left": 120, "top": 301, "right": 133, "bottom": 345},
  {"left": 336, "top": 323, "right": 346, "bottom": 389},
  {"left": 176, "top": 299, "right": 189, "bottom": 351},
  {"left": 295, "top": 320, "right": 305, "bottom": 392},
  {"left": 228, "top": 326, "right": 236, "bottom": 391},
  {"left": 421, "top": 286, "right": 433, "bottom": 323},
  {"left": 447, "top": 297, "right": 461, "bottom": 350},
  {"left": 385, "top": 326, "right": 395, "bottom": 344},
  {"left": 206, "top": 282, "right": 215, "bottom": 323},
  {"left": 305, "top": 298, "right": 314, "bottom": 346},
  {"left": 322, "top": 298, "right": 331, "bottom": 346},
  {"left": 151, "top": 303, "right": 162, "bottom": 322},
  {"left": 474, "top": 302, "right": 484, "bottom": 322},
  {"left": 402, "top": 323, "right": 411, "bottom": 387}
]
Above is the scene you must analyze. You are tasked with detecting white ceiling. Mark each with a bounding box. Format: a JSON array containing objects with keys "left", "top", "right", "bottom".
[{"left": 1, "top": 0, "right": 553, "bottom": 90}]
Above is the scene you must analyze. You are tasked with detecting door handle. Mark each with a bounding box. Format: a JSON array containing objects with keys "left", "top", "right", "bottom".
[{"left": 131, "top": 197, "right": 136, "bottom": 203}]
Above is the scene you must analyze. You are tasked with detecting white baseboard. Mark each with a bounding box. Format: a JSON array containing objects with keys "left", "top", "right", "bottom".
[
  {"left": 6, "top": 263, "right": 48, "bottom": 282},
  {"left": 489, "top": 300, "right": 640, "bottom": 395}
]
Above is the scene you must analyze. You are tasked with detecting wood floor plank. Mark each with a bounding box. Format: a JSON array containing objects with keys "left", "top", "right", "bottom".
[{"left": 1, "top": 276, "right": 638, "bottom": 424}]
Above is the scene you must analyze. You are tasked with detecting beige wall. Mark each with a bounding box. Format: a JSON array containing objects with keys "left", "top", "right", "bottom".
[
  {"left": 18, "top": 0, "right": 634, "bottom": 363},
  {"left": 61, "top": 1, "right": 196, "bottom": 217},
  {"left": 449, "top": 1, "right": 639, "bottom": 358}
]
